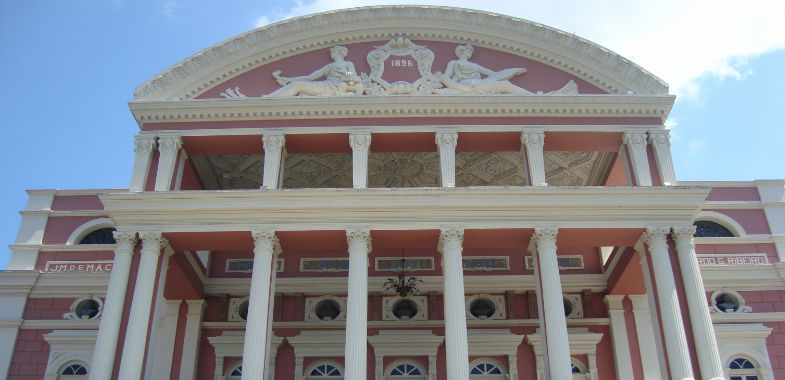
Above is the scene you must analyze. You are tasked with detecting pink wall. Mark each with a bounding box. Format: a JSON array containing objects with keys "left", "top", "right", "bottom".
[
  {"left": 765, "top": 322, "right": 784, "bottom": 380},
  {"left": 7, "top": 329, "right": 51, "bottom": 380},
  {"left": 41, "top": 216, "right": 105, "bottom": 245},
  {"left": 22, "top": 298, "right": 77, "bottom": 320},
  {"left": 51, "top": 195, "right": 104, "bottom": 211},
  {"left": 737, "top": 290, "right": 785, "bottom": 313},
  {"left": 703, "top": 209, "right": 771, "bottom": 235},
  {"left": 706, "top": 187, "right": 761, "bottom": 202}
]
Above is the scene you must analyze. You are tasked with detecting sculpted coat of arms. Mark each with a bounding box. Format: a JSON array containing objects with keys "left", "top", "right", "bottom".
[{"left": 220, "top": 38, "right": 577, "bottom": 98}]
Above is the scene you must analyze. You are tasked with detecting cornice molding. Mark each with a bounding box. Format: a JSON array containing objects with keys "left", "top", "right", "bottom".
[
  {"left": 99, "top": 186, "right": 708, "bottom": 232},
  {"left": 21, "top": 319, "right": 100, "bottom": 329},
  {"left": 201, "top": 318, "right": 609, "bottom": 330},
  {"left": 701, "top": 265, "right": 785, "bottom": 290},
  {"left": 711, "top": 312, "right": 785, "bottom": 323},
  {"left": 134, "top": 6, "right": 668, "bottom": 102},
  {"left": 129, "top": 94, "right": 675, "bottom": 126},
  {"left": 9, "top": 244, "right": 116, "bottom": 252},
  {"left": 28, "top": 273, "right": 109, "bottom": 297}
]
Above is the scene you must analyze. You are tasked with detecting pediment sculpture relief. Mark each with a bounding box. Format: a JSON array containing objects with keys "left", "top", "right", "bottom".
[{"left": 221, "top": 38, "right": 578, "bottom": 98}]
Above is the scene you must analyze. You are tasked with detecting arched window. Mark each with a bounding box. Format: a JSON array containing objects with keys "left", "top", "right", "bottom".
[
  {"left": 225, "top": 362, "right": 242, "bottom": 379},
  {"left": 570, "top": 358, "right": 589, "bottom": 380},
  {"left": 306, "top": 360, "right": 343, "bottom": 379},
  {"left": 694, "top": 221, "right": 734, "bottom": 237},
  {"left": 728, "top": 357, "right": 760, "bottom": 380},
  {"left": 78, "top": 228, "right": 117, "bottom": 244},
  {"left": 385, "top": 359, "right": 426, "bottom": 380},
  {"left": 58, "top": 362, "right": 88, "bottom": 379},
  {"left": 469, "top": 358, "right": 506, "bottom": 380}
]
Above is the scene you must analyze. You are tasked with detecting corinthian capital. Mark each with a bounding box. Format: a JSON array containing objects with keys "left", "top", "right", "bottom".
[
  {"left": 622, "top": 131, "right": 647, "bottom": 148},
  {"left": 134, "top": 136, "right": 157, "bottom": 155},
  {"left": 252, "top": 229, "right": 280, "bottom": 253},
  {"left": 648, "top": 130, "right": 671, "bottom": 148},
  {"left": 139, "top": 232, "right": 165, "bottom": 253},
  {"left": 262, "top": 134, "right": 286, "bottom": 151},
  {"left": 532, "top": 226, "right": 558, "bottom": 246},
  {"left": 671, "top": 226, "right": 697, "bottom": 245},
  {"left": 521, "top": 130, "right": 545, "bottom": 148},
  {"left": 349, "top": 133, "right": 372, "bottom": 151},
  {"left": 641, "top": 226, "right": 670, "bottom": 246},
  {"left": 346, "top": 229, "right": 372, "bottom": 252},
  {"left": 435, "top": 132, "right": 458, "bottom": 148},
  {"left": 157, "top": 136, "right": 182, "bottom": 154},
  {"left": 439, "top": 228, "right": 464, "bottom": 252},
  {"left": 112, "top": 231, "right": 137, "bottom": 248}
]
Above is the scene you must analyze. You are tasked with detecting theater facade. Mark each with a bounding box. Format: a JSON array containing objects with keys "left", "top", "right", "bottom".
[{"left": 1, "top": 6, "right": 784, "bottom": 380}]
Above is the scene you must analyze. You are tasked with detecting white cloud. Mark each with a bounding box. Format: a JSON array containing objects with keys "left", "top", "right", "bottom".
[
  {"left": 255, "top": 0, "right": 785, "bottom": 98},
  {"left": 255, "top": 16, "right": 271, "bottom": 28}
]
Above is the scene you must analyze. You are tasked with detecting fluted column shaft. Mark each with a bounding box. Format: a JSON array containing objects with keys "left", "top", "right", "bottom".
[
  {"left": 439, "top": 228, "right": 469, "bottom": 379},
  {"left": 179, "top": 300, "right": 206, "bottom": 380},
  {"left": 130, "top": 136, "right": 157, "bottom": 192},
  {"left": 118, "top": 232, "right": 164, "bottom": 380},
  {"left": 344, "top": 229, "right": 372, "bottom": 380},
  {"left": 350, "top": 133, "right": 371, "bottom": 188},
  {"left": 672, "top": 226, "right": 725, "bottom": 380},
  {"left": 521, "top": 130, "right": 546, "bottom": 186},
  {"left": 154, "top": 136, "right": 182, "bottom": 191},
  {"left": 629, "top": 295, "right": 662, "bottom": 380},
  {"left": 242, "top": 230, "right": 279, "bottom": 380},
  {"left": 262, "top": 134, "right": 286, "bottom": 189},
  {"left": 623, "top": 131, "right": 652, "bottom": 186},
  {"left": 436, "top": 132, "right": 458, "bottom": 187},
  {"left": 89, "top": 232, "right": 136, "bottom": 380},
  {"left": 648, "top": 130, "right": 677, "bottom": 185},
  {"left": 604, "top": 295, "right": 634, "bottom": 380},
  {"left": 532, "top": 227, "right": 572, "bottom": 380},
  {"left": 642, "top": 227, "right": 694, "bottom": 380}
]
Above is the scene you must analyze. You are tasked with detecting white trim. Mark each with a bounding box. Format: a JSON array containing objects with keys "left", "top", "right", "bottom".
[
  {"left": 228, "top": 296, "right": 249, "bottom": 322},
  {"left": 383, "top": 296, "right": 428, "bottom": 321},
  {"left": 65, "top": 218, "right": 116, "bottom": 245},
  {"left": 62, "top": 296, "right": 104, "bottom": 321},
  {"left": 465, "top": 294, "right": 506, "bottom": 320},
  {"left": 385, "top": 358, "right": 427, "bottom": 380},
  {"left": 305, "top": 295, "right": 347, "bottom": 322},
  {"left": 563, "top": 293, "right": 583, "bottom": 319},
  {"left": 468, "top": 357, "right": 507, "bottom": 380},
  {"left": 304, "top": 359, "right": 344, "bottom": 380},
  {"left": 695, "top": 211, "right": 747, "bottom": 237},
  {"left": 714, "top": 324, "right": 774, "bottom": 380},
  {"left": 709, "top": 288, "right": 752, "bottom": 313},
  {"left": 42, "top": 330, "right": 98, "bottom": 380}
]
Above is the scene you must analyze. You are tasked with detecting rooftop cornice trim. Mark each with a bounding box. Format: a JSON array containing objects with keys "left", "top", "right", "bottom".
[
  {"left": 99, "top": 186, "right": 709, "bottom": 232},
  {"left": 130, "top": 94, "right": 675, "bottom": 126},
  {"left": 133, "top": 6, "right": 669, "bottom": 101}
]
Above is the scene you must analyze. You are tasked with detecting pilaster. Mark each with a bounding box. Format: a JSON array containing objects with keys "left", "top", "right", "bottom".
[
  {"left": 345, "top": 229, "right": 372, "bottom": 380},
  {"left": 672, "top": 226, "right": 725, "bottom": 380},
  {"left": 435, "top": 131, "right": 458, "bottom": 187},
  {"left": 628, "top": 294, "right": 662, "bottom": 380},
  {"left": 603, "top": 295, "right": 634, "bottom": 379},
  {"left": 130, "top": 135, "right": 157, "bottom": 192},
  {"left": 521, "top": 130, "right": 546, "bottom": 186},
  {"left": 118, "top": 232, "right": 165, "bottom": 380},
  {"left": 623, "top": 131, "right": 652, "bottom": 186},
  {"left": 154, "top": 136, "right": 182, "bottom": 191},
  {"left": 261, "top": 134, "right": 286, "bottom": 189},
  {"left": 641, "top": 227, "right": 694, "bottom": 380},
  {"left": 8, "top": 190, "right": 55, "bottom": 270},
  {"left": 756, "top": 180, "right": 785, "bottom": 262},
  {"left": 242, "top": 230, "right": 280, "bottom": 380},
  {"left": 648, "top": 130, "right": 677, "bottom": 185},
  {"left": 89, "top": 231, "right": 136, "bottom": 380},
  {"left": 180, "top": 299, "right": 206, "bottom": 380},
  {"left": 349, "top": 133, "right": 372, "bottom": 189},
  {"left": 438, "top": 228, "right": 469, "bottom": 379},
  {"left": 531, "top": 227, "right": 571, "bottom": 380}
]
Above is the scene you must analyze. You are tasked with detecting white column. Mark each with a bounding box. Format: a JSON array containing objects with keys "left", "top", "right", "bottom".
[
  {"left": 672, "top": 226, "right": 725, "bottom": 380},
  {"left": 242, "top": 230, "right": 279, "bottom": 380},
  {"left": 436, "top": 131, "right": 458, "bottom": 187},
  {"left": 628, "top": 295, "right": 662, "bottom": 380},
  {"left": 521, "top": 130, "right": 546, "bottom": 186},
  {"left": 439, "top": 228, "right": 470, "bottom": 379},
  {"left": 130, "top": 136, "right": 157, "bottom": 192},
  {"left": 641, "top": 227, "right": 694, "bottom": 380},
  {"left": 603, "top": 295, "right": 634, "bottom": 380},
  {"left": 531, "top": 227, "right": 571, "bottom": 380},
  {"left": 648, "top": 130, "right": 677, "bottom": 185},
  {"left": 118, "top": 232, "right": 165, "bottom": 380},
  {"left": 89, "top": 231, "right": 136, "bottom": 380},
  {"left": 179, "top": 299, "right": 206, "bottom": 380},
  {"left": 154, "top": 136, "right": 182, "bottom": 191},
  {"left": 622, "top": 131, "right": 652, "bottom": 186},
  {"left": 350, "top": 133, "right": 372, "bottom": 188},
  {"left": 345, "top": 229, "right": 372, "bottom": 380},
  {"left": 261, "top": 134, "right": 286, "bottom": 189}
]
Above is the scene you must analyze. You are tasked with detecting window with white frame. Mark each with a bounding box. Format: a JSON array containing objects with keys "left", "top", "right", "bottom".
[
  {"left": 571, "top": 358, "right": 589, "bottom": 380},
  {"left": 469, "top": 358, "right": 506, "bottom": 380},
  {"left": 306, "top": 360, "right": 343, "bottom": 379},
  {"left": 385, "top": 359, "right": 426, "bottom": 380},
  {"left": 728, "top": 357, "right": 761, "bottom": 380},
  {"left": 225, "top": 362, "right": 243, "bottom": 379},
  {"left": 57, "top": 361, "right": 88, "bottom": 379}
]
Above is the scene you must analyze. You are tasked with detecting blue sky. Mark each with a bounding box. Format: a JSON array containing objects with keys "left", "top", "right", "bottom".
[{"left": 1, "top": 1, "right": 783, "bottom": 268}]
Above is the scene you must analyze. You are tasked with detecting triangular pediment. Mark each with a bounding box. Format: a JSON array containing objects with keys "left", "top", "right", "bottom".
[{"left": 134, "top": 6, "right": 668, "bottom": 102}]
